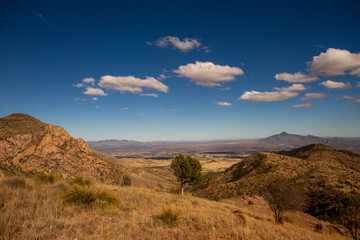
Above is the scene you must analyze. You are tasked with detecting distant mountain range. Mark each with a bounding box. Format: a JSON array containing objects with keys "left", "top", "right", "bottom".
[{"left": 88, "top": 131, "right": 360, "bottom": 154}]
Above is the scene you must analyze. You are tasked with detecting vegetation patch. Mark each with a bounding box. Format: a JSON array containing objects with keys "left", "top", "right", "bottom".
[
  {"left": 68, "top": 176, "right": 93, "bottom": 187},
  {"left": 2, "top": 176, "right": 30, "bottom": 188},
  {"left": 157, "top": 207, "right": 181, "bottom": 226},
  {"left": 33, "top": 173, "right": 59, "bottom": 184},
  {"left": 60, "top": 186, "right": 120, "bottom": 209}
]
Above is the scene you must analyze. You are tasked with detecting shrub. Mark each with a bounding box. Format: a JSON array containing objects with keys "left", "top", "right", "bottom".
[
  {"left": 33, "top": 173, "right": 58, "bottom": 184},
  {"left": 122, "top": 175, "right": 132, "bottom": 186},
  {"left": 314, "top": 223, "right": 323, "bottom": 232},
  {"left": 247, "top": 200, "right": 254, "bottom": 205},
  {"left": 60, "top": 186, "right": 120, "bottom": 209},
  {"left": 69, "top": 176, "right": 93, "bottom": 187},
  {"left": 261, "top": 177, "right": 306, "bottom": 224},
  {"left": 2, "top": 176, "right": 29, "bottom": 188},
  {"left": 157, "top": 208, "right": 181, "bottom": 226},
  {"left": 283, "top": 215, "right": 295, "bottom": 224}
]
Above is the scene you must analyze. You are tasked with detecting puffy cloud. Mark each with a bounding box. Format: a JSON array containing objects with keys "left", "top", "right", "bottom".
[
  {"left": 83, "top": 87, "right": 108, "bottom": 96},
  {"left": 215, "top": 102, "right": 233, "bottom": 106},
  {"left": 292, "top": 102, "right": 312, "bottom": 108},
  {"left": 350, "top": 68, "right": 360, "bottom": 77},
  {"left": 301, "top": 93, "right": 327, "bottom": 101},
  {"left": 74, "top": 77, "right": 95, "bottom": 88},
  {"left": 239, "top": 90, "right": 299, "bottom": 102},
  {"left": 275, "top": 72, "right": 318, "bottom": 83},
  {"left": 155, "top": 36, "right": 201, "bottom": 52},
  {"left": 174, "top": 61, "right": 244, "bottom": 87},
  {"left": 98, "top": 75, "right": 168, "bottom": 94},
  {"left": 273, "top": 84, "right": 306, "bottom": 92},
  {"left": 140, "top": 93, "right": 158, "bottom": 98},
  {"left": 309, "top": 48, "right": 360, "bottom": 76},
  {"left": 158, "top": 74, "right": 169, "bottom": 80},
  {"left": 82, "top": 78, "right": 95, "bottom": 85},
  {"left": 319, "top": 80, "right": 351, "bottom": 89}
]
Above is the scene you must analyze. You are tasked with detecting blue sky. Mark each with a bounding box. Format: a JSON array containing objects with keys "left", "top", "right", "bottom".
[{"left": 1, "top": 0, "right": 359, "bottom": 141}]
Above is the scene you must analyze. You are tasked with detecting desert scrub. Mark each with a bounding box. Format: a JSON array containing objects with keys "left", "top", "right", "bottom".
[
  {"left": 1, "top": 176, "right": 30, "bottom": 189},
  {"left": 60, "top": 186, "right": 120, "bottom": 209},
  {"left": 157, "top": 207, "right": 181, "bottom": 226},
  {"left": 122, "top": 175, "right": 132, "bottom": 186},
  {"left": 68, "top": 176, "right": 93, "bottom": 186},
  {"left": 33, "top": 173, "right": 59, "bottom": 184}
]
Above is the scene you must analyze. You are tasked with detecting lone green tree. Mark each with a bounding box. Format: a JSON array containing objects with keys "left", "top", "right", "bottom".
[{"left": 171, "top": 154, "right": 203, "bottom": 196}]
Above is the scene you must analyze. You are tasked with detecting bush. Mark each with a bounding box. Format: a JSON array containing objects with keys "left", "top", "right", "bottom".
[
  {"left": 2, "top": 176, "right": 29, "bottom": 188},
  {"left": 33, "top": 173, "right": 58, "bottom": 184},
  {"left": 69, "top": 176, "right": 93, "bottom": 187},
  {"left": 157, "top": 208, "right": 181, "bottom": 226},
  {"left": 122, "top": 175, "right": 132, "bottom": 186},
  {"left": 60, "top": 186, "right": 120, "bottom": 209},
  {"left": 314, "top": 223, "right": 323, "bottom": 232},
  {"left": 247, "top": 200, "right": 254, "bottom": 205}
]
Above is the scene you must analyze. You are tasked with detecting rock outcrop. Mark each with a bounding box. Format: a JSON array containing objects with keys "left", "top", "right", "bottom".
[{"left": 0, "top": 113, "right": 122, "bottom": 183}]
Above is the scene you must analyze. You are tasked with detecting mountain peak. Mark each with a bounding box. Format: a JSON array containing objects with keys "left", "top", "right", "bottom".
[
  {"left": 279, "top": 131, "right": 289, "bottom": 135},
  {"left": 0, "top": 113, "right": 46, "bottom": 138}
]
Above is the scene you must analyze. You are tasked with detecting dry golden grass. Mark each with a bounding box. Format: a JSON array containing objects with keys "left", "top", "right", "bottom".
[{"left": 0, "top": 176, "right": 349, "bottom": 240}]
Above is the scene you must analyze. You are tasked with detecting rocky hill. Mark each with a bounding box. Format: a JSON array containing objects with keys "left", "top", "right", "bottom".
[
  {"left": 0, "top": 113, "right": 123, "bottom": 183},
  {"left": 194, "top": 143, "right": 360, "bottom": 218}
]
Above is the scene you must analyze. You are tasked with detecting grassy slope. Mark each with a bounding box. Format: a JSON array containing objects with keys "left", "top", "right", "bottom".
[{"left": 0, "top": 176, "right": 350, "bottom": 240}]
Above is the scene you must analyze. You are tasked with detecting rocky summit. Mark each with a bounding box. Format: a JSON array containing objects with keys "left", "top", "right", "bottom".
[{"left": 0, "top": 113, "right": 121, "bottom": 183}]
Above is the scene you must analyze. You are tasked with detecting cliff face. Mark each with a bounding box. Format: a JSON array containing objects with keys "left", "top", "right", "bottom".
[{"left": 0, "top": 113, "right": 121, "bottom": 183}]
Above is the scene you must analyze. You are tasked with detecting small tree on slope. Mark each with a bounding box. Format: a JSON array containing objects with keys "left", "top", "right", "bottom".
[
  {"left": 171, "top": 154, "right": 203, "bottom": 196},
  {"left": 261, "top": 177, "right": 306, "bottom": 224}
]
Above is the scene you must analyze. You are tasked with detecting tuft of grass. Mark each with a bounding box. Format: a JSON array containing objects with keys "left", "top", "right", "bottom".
[
  {"left": 283, "top": 215, "right": 295, "bottom": 224},
  {"left": 122, "top": 175, "right": 132, "bottom": 186},
  {"left": 2, "top": 176, "right": 30, "bottom": 189},
  {"left": 247, "top": 200, "right": 254, "bottom": 205},
  {"left": 68, "top": 176, "right": 93, "bottom": 187},
  {"left": 314, "top": 223, "right": 323, "bottom": 232},
  {"left": 60, "top": 186, "right": 120, "bottom": 209},
  {"left": 33, "top": 173, "right": 58, "bottom": 184},
  {"left": 157, "top": 208, "right": 181, "bottom": 226}
]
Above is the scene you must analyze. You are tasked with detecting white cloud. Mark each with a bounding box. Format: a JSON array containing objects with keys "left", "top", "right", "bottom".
[
  {"left": 145, "top": 41, "right": 152, "bottom": 46},
  {"left": 155, "top": 36, "right": 201, "bottom": 52},
  {"left": 342, "top": 95, "right": 356, "bottom": 100},
  {"left": 350, "top": 68, "right": 360, "bottom": 77},
  {"left": 292, "top": 102, "right": 312, "bottom": 108},
  {"left": 174, "top": 61, "right": 244, "bottom": 87},
  {"left": 158, "top": 74, "right": 169, "bottom": 80},
  {"left": 215, "top": 102, "right": 233, "bottom": 106},
  {"left": 275, "top": 72, "right": 318, "bottom": 83},
  {"left": 83, "top": 78, "right": 95, "bottom": 84},
  {"left": 239, "top": 90, "right": 299, "bottom": 102},
  {"left": 92, "top": 97, "right": 98, "bottom": 101},
  {"left": 98, "top": 75, "right": 169, "bottom": 94},
  {"left": 301, "top": 93, "right": 327, "bottom": 101},
  {"left": 309, "top": 48, "right": 360, "bottom": 76},
  {"left": 140, "top": 93, "right": 158, "bottom": 98},
  {"left": 119, "top": 107, "right": 128, "bottom": 110},
  {"left": 74, "top": 83, "right": 84, "bottom": 88},
  {"left": 319, "top": 80, "right": 351, "bottom": 89},
  {"left": 83, "top": 87, "right": 108, "bottom": 96},
  {"left": 273, "top": 84, "right": 306, "bottom": 92},
  {"left": 36, "top": 13, "right": 43, "bottom": 19}
]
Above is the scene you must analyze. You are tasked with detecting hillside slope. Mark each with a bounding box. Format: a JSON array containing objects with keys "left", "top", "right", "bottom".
[
  {"left": 195, "top": 144, "right": 360, "bottom": 204},
  {"left": 0, "top": 113, "right": 123, "bottom": 183}
]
